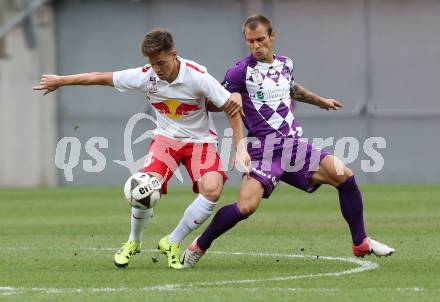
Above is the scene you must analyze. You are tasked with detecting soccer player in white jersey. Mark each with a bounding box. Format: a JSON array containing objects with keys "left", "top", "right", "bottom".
[
  {"left": 182, "top": 15, "right": 394, "bottom": 268},
  {"left": 33, "top": 28, "right": 250, "bottom": 269}
]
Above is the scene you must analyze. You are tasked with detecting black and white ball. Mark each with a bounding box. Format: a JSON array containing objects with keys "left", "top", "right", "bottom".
[{"left": 124, "top": 172, "right": 162, "bottom": 209}]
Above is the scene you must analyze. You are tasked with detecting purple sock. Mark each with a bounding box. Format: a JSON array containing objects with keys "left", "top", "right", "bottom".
[
  {"left": 337, "top": 176, "right": 367, "bottom": 246},
  {"left": 197, "top": 202, "right": 248, "bottom": 251}
]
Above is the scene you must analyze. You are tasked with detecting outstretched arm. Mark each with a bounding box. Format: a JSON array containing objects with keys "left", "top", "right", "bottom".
[
  {"left": 291, "top": 82, "right": 342, "bottom": 111},
  {"left": 33, "top": 72, "right": 114, "bottom": 95}
]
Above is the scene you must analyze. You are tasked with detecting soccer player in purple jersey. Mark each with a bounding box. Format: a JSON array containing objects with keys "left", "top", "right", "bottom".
[{"left": 182, "top": 15, "right": 394, "bottom": 268}]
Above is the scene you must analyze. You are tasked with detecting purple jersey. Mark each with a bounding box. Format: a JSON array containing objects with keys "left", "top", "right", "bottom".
[
  {"left": 222, "top": 54, "right": 303, "bottom": 139},
  {"left": 223, "top": 54, "right": 331, "bottom": 198}
]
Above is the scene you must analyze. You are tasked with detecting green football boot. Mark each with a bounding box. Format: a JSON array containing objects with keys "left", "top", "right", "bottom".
[
  {"left": 114, "top": 240, "right": 141, "bottom": 268},
  {"left": 158, "top": 236, "right": 183, "bottom": 269}
]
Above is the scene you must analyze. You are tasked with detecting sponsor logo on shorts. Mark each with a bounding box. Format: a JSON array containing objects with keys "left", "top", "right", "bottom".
[{"left": 252, "top": 168, "right": 279, "bottom": 187}]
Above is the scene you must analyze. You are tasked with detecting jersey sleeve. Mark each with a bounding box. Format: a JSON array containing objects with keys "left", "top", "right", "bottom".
[
  {"left": 113, "top": 67, "right": 147, "bottom": 92},
  {"left": 198, "top": 72, "right": 231, "bottom": 108},
  {"left": 222, "top": 63, "right": 245, "bottom": 93},
  {"left": 289, "top": 59, "right": 295, "bottom": 90}
]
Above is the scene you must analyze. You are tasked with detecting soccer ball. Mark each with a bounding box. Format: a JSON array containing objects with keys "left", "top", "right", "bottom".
[{"left": 124, "top": 172, "right": 162, "bottom": 209}]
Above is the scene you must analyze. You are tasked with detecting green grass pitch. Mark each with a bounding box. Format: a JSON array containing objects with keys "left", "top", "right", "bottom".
[{"left": 1, "top": 184, "right": 439, "bottom": 301}]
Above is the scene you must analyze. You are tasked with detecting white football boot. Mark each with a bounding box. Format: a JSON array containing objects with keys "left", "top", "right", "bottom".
[
  {"left": 182, "top": 236, "right": 206, "bottom": 268},
  {"left": 352, "top": 237, "right": 395, "bottom": 257}
]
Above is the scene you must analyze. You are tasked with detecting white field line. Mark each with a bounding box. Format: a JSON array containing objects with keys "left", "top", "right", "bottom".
[
  {"left": 0, "top": 246, "right": 381, "bottom": 295},
  {"left": 0, "top": 286, "right": 430, "bottom": 296}
]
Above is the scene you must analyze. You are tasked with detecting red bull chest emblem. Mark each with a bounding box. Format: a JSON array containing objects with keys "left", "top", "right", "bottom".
[{"left": 152, "top": 99, "right": 200, "bottom": 120}]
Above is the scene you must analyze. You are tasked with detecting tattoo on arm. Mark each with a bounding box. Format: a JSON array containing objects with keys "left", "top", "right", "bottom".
[{"left": 291, "top": 83, "right": 322, "bottom": 106}]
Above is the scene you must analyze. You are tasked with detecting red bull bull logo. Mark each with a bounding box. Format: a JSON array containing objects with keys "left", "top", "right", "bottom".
[{"left": 151, "top": 99, "right": 200, "bottom": 120}]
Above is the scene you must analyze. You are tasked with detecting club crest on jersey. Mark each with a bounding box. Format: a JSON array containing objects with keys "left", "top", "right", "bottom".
[
  {"left": 147, "top": 77, "right": 158, "bottom": 94},
  {"left": 251, "top": 69, "right": 264, "bottom": 85}
]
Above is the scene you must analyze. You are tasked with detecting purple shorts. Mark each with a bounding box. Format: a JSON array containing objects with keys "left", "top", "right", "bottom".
[{"left": 248, "top": 137, "right": 331, "bottom": 198}]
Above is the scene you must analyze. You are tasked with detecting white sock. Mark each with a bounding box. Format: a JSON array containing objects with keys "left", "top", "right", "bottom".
[
  {"left": 168, "top": 194, "right": 216, "bottom": 244},
  {"left": 129, "top": 207, "right": 153, "bottom": 242}
]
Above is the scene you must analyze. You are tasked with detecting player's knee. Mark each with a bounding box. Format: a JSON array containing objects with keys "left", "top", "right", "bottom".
[
  {"left": 237, "top": 194, "right": 260, "bottom": 216},
  {"left": 199, "top": 182, "right": 223, "bottom": 202},
  {"left": 237, "top": 202, "right": 258, "bottom": 216},
  {"left": 202, "top": 189, "right": 221, "bottom": 202},
  {"left": 332, "top": 165, "right": 354, "bottom": 186},
  {"left": 239, "top": 197, "right": 261, "bottom": 216},
  {"left": 344, "top": 166, "right": 354, "bottom": 178}
]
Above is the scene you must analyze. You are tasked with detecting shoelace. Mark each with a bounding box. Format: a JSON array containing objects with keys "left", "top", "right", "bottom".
[
  {"left": 117, "top": 243, "right": 127, "bottom": 254},
  {"left": 119, "top": 242, "right": 137, "bottom": 255},
  {"left": 184, "top": 250, "right": 202, "bottom": 266}
]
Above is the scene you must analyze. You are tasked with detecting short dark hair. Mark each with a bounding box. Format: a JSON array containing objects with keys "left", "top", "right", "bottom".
[
  {"left": 141, "top": 28, "right": 174, "bottom": 57},
  {"left": 242, "top": 14, "right": 273, "bottom": 36}
]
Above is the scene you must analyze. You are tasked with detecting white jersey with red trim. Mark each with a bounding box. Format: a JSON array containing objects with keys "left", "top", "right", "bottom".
[{"left": 113, "top": 57, "right": 230, "bottom": 143}]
